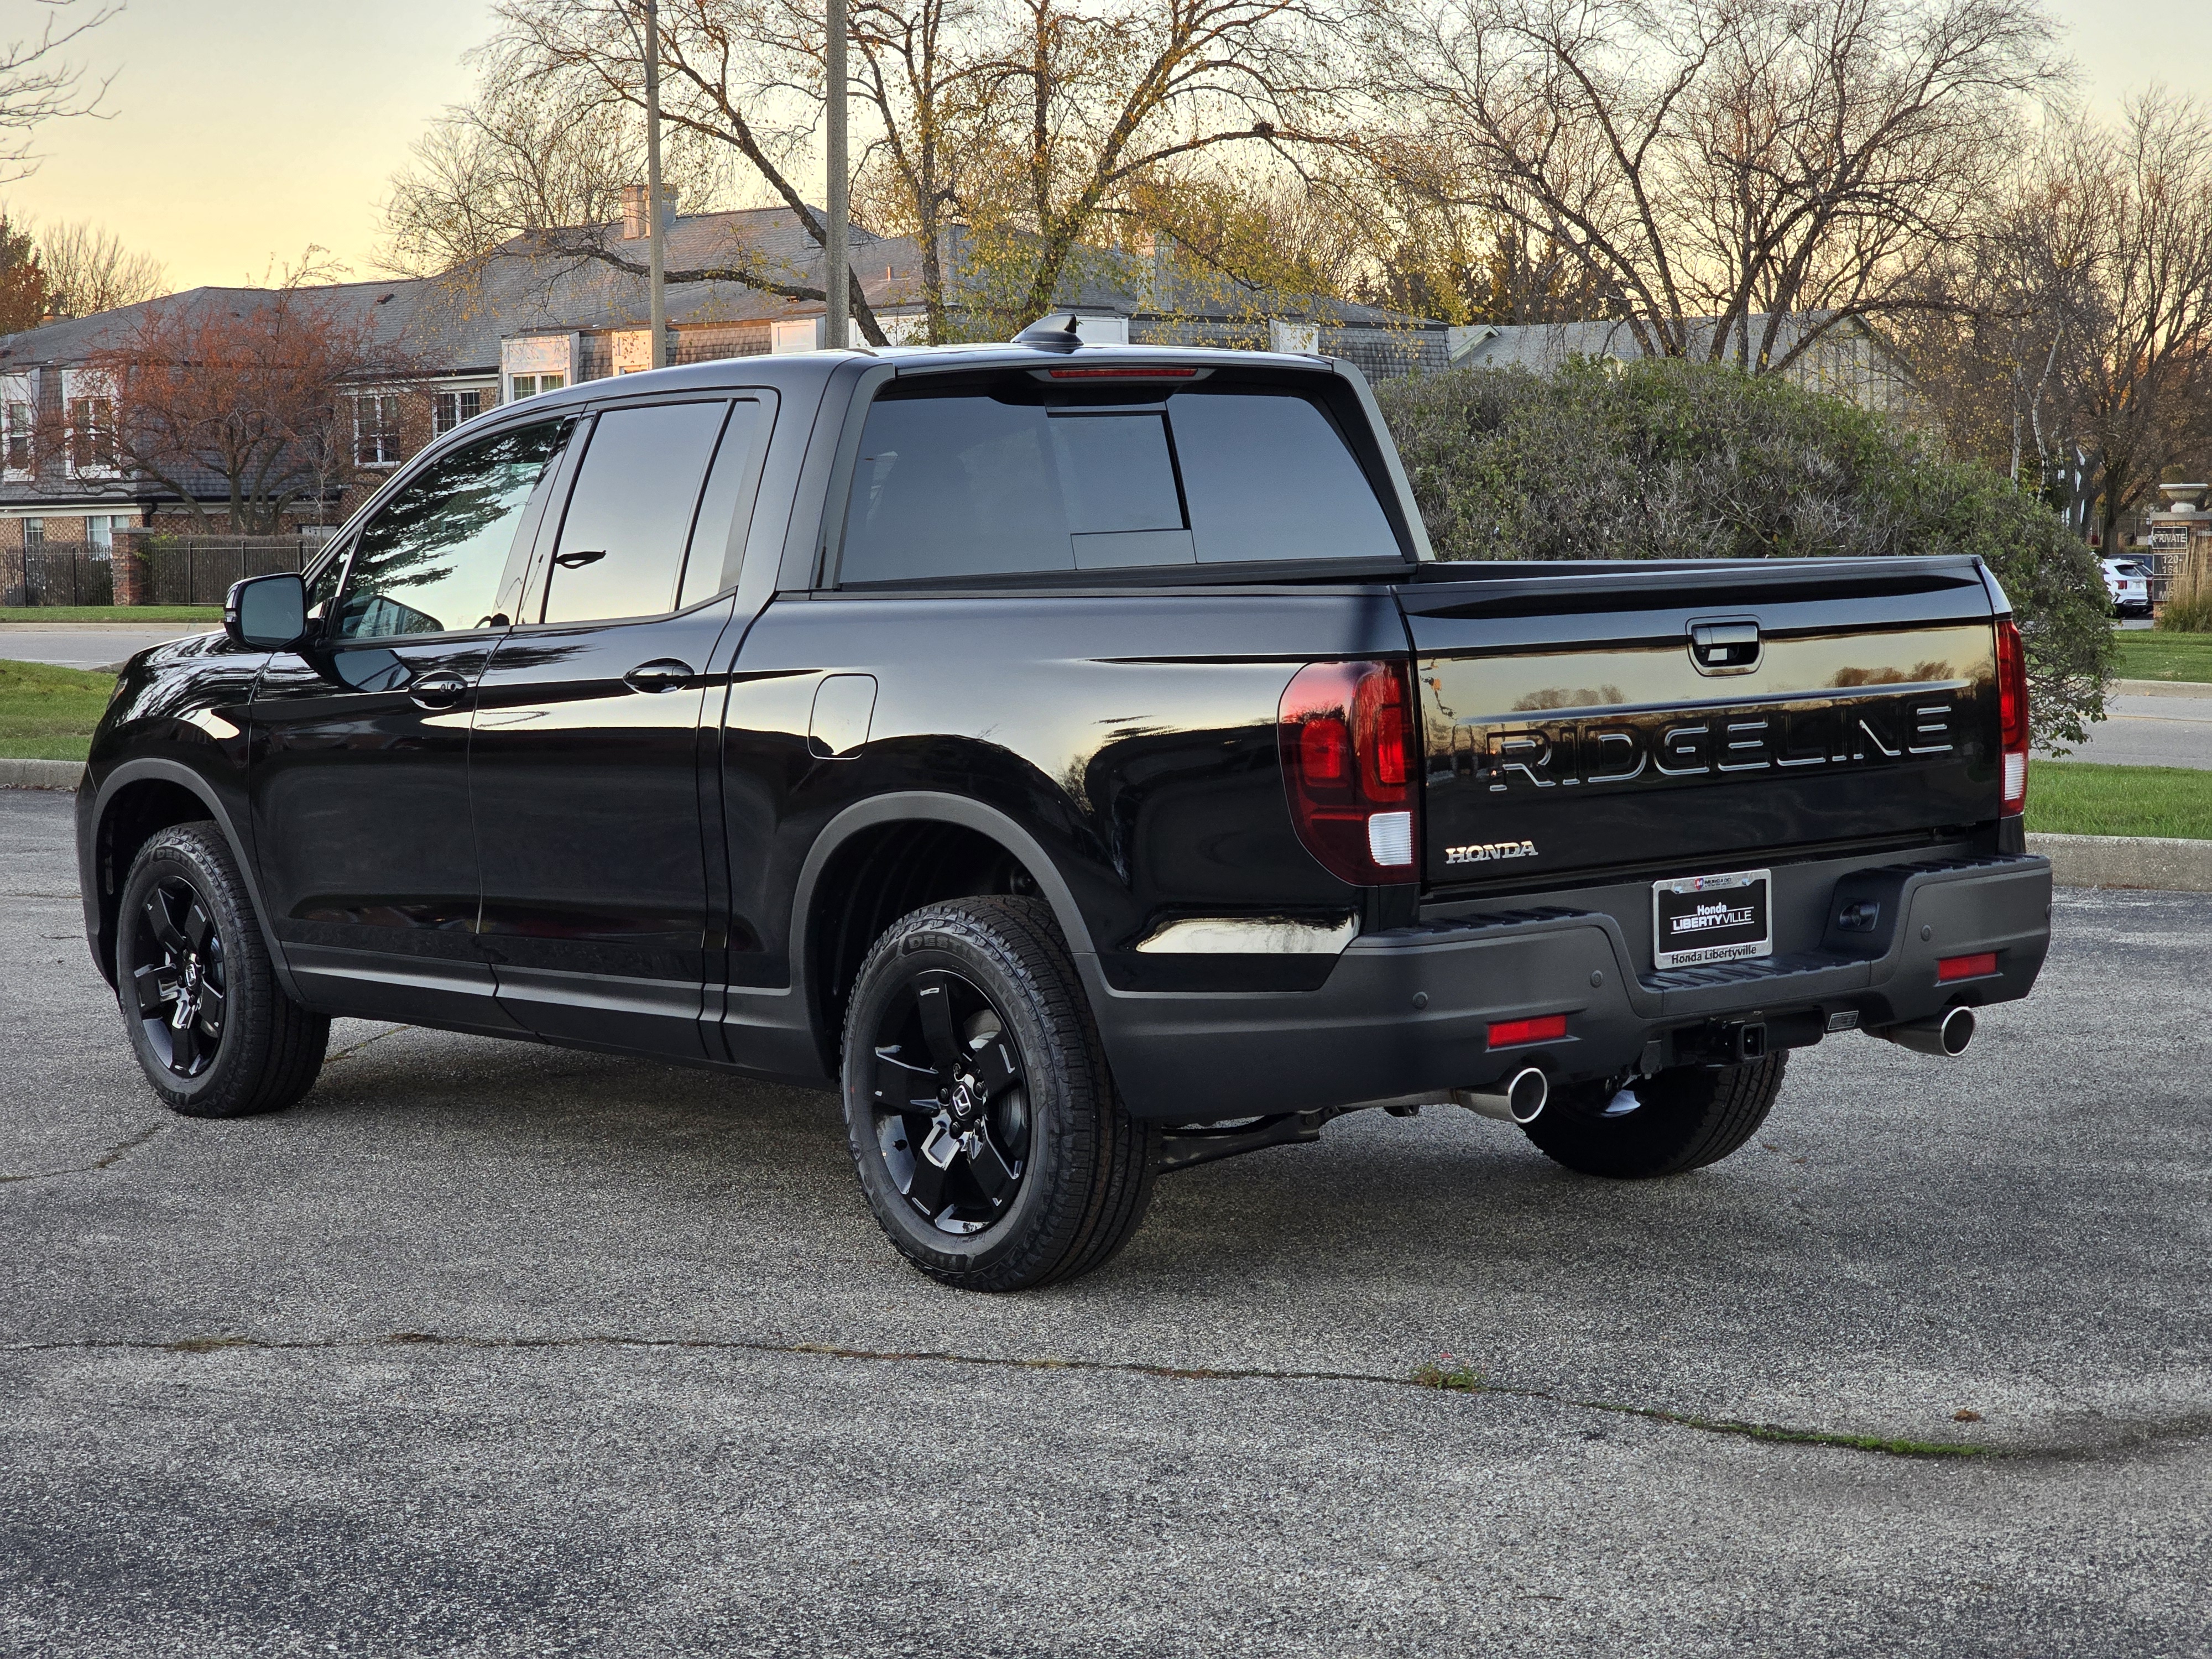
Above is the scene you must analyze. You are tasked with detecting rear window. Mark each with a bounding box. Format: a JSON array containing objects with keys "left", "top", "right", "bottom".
[{"left": 838, "top": 383, "right": 1401, "bottom": 583}]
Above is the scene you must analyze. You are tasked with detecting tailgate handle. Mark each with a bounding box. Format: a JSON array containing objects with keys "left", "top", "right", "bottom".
[{"left": 1690, "top": 620, "right": 1761, "bottom": 675}]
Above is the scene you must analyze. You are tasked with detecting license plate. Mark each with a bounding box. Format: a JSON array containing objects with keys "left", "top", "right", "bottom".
[{"left": 1652, "top": 869, "right": 1772, "bottom": 969}]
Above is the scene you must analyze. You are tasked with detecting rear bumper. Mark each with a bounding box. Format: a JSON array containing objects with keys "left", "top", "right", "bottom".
[{"left": 1083, "top": 852, "right": 2052, "bottom": 1122}]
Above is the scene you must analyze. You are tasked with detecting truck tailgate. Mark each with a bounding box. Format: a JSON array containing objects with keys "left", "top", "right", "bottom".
[{"left": 1399, "top": 558, "right": 2002, "bottom": 889}]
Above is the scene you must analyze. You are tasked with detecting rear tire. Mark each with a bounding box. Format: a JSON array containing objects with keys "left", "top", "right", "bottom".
[
  {"left": 115, "top": 822, "right": 330, "bottom": 1119},
  {"left": 841, "top": 896, "right": 1159, "bottom": 1292},
  {"left": 1521, "top": 1053, "right": 1787, "bottom": 1178}
]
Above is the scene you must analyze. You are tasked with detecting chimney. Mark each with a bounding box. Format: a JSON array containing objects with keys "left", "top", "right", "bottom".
[{"left": 621, "top": 184, "right": 649, "bottom": 241}]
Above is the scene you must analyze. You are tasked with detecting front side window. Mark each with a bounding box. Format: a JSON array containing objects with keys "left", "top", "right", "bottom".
[
  {"left": 540, "top": 400, "right": 729, "bottom": 625},
  {"left": 333, "top": 421, "right": 567, "bottom": 640},
  {"left": 837, "top": 382, "right": 1399, "bottom": 583}
]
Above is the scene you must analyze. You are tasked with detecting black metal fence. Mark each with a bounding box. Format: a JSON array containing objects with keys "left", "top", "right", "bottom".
[
  {"left": 126, "top": 536, "right": 325, "bottom": 607},
  {"left": 3, "top": 549, "right": 114, "bottom": 607}
]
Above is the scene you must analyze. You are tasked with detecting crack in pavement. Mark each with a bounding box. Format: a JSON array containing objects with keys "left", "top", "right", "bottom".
[
  {"left": 324, "top": 1025, "right": 409, "bottom": 1064},
  {"left": 4, "top": 1327, "right": 2151, "bottom": 1462},
  {"left": 0, "top": 1123, "right": 167, "bottom": 1186}
]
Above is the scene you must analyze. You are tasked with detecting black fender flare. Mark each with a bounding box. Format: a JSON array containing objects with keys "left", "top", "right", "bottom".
[
  {"left": 84, "top": 757, "right": 306, "bottom": 1004},
  {"left": 788, "top": 790, "right": 1103, "bottom": 1035}
]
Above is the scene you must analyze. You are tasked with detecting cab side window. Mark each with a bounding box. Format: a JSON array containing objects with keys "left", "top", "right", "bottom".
[
  {"left": 333, "top": 421, "right": 567, "bottom": 641},
  {"left": 540, "top": 401, "right": 730, "bottom": 625}
]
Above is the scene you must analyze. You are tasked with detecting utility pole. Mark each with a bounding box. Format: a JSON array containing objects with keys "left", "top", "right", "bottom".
[
  {"left": 645, "top": 0, "right": 668, "bottom": 369},
  {"left": 825, "top": 0, "right": 848, "bottom": 351}
]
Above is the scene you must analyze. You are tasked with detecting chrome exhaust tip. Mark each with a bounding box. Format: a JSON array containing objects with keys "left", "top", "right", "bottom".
[
  {"left": 1873, "top": 1004, "right": 1976, "bottom": 1059},
  {"left": 1454, "top": 1066, "right": 1550, "bottom": 1125}
]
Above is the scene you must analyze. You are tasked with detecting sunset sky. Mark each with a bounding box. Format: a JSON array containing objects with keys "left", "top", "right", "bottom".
[{"left": 2, "top": 0, "right": 2208, "bottom": 296}]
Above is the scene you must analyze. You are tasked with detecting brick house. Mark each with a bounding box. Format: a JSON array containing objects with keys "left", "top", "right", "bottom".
[{"left": 0, "top": 204, "right": 1449, "bottom": 555}]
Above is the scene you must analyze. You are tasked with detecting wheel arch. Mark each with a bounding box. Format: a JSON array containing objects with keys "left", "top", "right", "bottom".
[
  {"left": 85, "top": 759, "right": 300, "bottom": 1001},
  {"left": 791, "top": 792, "right": 1100, "bottom": 1076}
]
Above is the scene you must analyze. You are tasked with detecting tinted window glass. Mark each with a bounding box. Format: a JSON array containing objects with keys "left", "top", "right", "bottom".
[
  {"left": 1170, "top": 392, "right": 1399, "bottom": 564},
  {"left": 542, "top": 401, "right": 728, "bottom": 624},
  {"left": 335, "top": 422, "right": 566, "bottom": 640},
  {"left": 837, "top": 383, "right": 1395, "bottom": 581},
  {"left": 841, "top": 397, "right": 1196, "bottom": 582},
  {"left": 676, "top": 397, "right": 773, "bottom": 609}
]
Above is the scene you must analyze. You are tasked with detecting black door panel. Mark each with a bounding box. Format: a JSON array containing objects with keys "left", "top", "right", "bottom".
[
  {"left": 250, "top": 635, "right": 513, "bottom": 1029},
  {"left": 246, "top": 418, "right": 573, "bottom": 1029},
  {"left": 471, "top": 601, "right": 739, "bottom": 1055},
  {"left": 469, "top": 398, "right": 756, "bottom": 1056}
]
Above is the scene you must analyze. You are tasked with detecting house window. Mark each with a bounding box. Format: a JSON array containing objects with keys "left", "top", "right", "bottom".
[
  {"left": 5, "top": 401, "right": 29, "bottom": 471},
  {"left": 354, "top": 395, "right": 406, "bottom": 467},
  {"left": 69, "top": 397, "right": 115, "bottom": 472},
  {"left": 22, "top": 517, "right": 43, "bottom": 546},
  {"left": 508, "top": 373, "right": 564, "bottom": 402},
  {"left": 86, "top": 514, "right": 118, "bottom": 552},
  {"left": 434, "top": 389, "right": 483, "bottom": 436}
]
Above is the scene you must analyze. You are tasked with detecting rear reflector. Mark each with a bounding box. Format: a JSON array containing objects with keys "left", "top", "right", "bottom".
[
  {"left": 1488, "top": 1013, "right": 1567, "bottom": 1048},
  {"left": 1937, "top": 952, "right": 1998, "bottom": 982}
]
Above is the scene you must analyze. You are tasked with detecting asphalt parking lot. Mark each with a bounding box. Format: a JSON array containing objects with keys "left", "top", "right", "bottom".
[{"left": 4, "top": 785, "right": 2209, "bottom": 1657}]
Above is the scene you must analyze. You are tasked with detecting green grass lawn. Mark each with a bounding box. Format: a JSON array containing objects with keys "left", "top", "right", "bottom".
[
  {"left": 0, "top": 605, "right": 223, "bottom": 624},
  {"left": 2026, "top": 760, "right": 2212, "bottom": 840},
  {"left": 0, "top": 660, "right": 114, "bottom": 760},
  {"left": 2111, "top": 631, "right": 2212, "bottom": 684}
]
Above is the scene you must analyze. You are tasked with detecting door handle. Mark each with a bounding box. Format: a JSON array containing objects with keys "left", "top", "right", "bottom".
[
  {"left": 553, "top": 549, "right": 607, "bottom": 568},
  {"left": 624, "top": 659, "right": 695, "bottom": 693},
  {"left": 408, "top": 670, "right": 469, "bottom": 710}
]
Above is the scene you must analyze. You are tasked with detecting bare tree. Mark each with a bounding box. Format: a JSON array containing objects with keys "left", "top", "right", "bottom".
[
  {"left": 0, "top": 0, "right": 119, "bottom": 182},
  {"left": 77, "top": 269, "right": 427, "bottom": 534},
  {"left": 953, "top": 0, "right": 1353, "bottom": 332},
  {"left": 1375, "top": 0, "right": 2057, "bottom": 371},
  {"left": 2032, "top": 93, "right": 2212, "bottom": 541},
  {"left": 1897, "top": 91, "right": 2212, "bottom": 539},
  {"left": 482, "top": 0, "right": 898, "bottom": 341},
  {"left": 34, "top": 217, "right": 164, "bottom": 315}
]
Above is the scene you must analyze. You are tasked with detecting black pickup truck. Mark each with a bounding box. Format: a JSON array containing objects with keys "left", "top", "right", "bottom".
[{"left": 76, "top": 329, "right": 2052, "bottom": 1290}]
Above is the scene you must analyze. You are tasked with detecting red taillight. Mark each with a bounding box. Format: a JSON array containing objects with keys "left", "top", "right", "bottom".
[
  {"left": 1995, "top": 618, "right": 2028, "bottom": 817},
  {"left": 1280, "top": 660, "right": 1419, "bottom": 885},
  {"left": 1489, "top": 1014, "right": 1567, "bottom": 1048},
  {"left": 1937, "top": 952, "right": 1998, "bottom": 983}
]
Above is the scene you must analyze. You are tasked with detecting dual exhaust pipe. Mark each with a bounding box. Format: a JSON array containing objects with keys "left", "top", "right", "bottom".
[{"left": 1442, "top": 1006, "right": 1971, "bottom": 1130}]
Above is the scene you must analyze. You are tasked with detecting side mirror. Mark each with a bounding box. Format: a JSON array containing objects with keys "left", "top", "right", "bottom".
[{"left": 225, "top": 572, "right": 309, "bottom": 650}]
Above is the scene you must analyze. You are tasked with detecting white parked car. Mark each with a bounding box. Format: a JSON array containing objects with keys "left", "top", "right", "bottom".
[{"left": 2103, "top": 556, "right": 2152, "bottom": 617}]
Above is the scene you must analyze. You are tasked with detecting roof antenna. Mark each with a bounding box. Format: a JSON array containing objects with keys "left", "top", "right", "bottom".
[{"left": 1011, "top": 313, "right": 1084, "bottom": 353}]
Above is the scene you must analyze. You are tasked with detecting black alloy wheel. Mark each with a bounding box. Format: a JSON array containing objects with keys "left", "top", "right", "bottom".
[
  {"left": 130, "top": 875, "right": 228, "bottom": 1079},
  {"left": 841, "top": 896, "right": 1160, "bottom": 1291},
  {"left": 868, "top": 967, "right": 1033, "bottom": 1235},
  {"left": 114, "top": 822, "right": 330, "bottom": 1119}
]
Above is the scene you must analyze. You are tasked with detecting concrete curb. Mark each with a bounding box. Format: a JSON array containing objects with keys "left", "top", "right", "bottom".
[
  {"left": 0, "top": 759, "right": 84, "bottom": 790},
  {"left": 2029, "top": 832, "right": 2212, "bottom": 893},
  {"left": 2114, "top": 678, "right": 2212, "bottom": 701}
]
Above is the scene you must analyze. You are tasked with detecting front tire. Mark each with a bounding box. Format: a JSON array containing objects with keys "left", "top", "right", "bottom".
[
  {"left": 841, "top": 896, "right": 1159, "bottom": 1292},
  {"left": 115, "top": 822, "right": 330, "bottom": 1119},
  {"left": 1521, "top": 1053, "right": 1787, "bottom": 1178}
]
